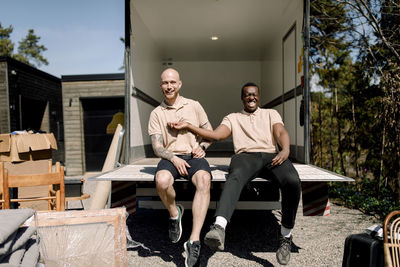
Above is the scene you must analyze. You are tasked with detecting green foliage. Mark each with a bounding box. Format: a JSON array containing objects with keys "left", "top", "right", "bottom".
[
  {"left": 311, "top": 0, "right": 400, "bottom": 216},
  {"left": 119, "top": 37, "right": 125, "bottom": 70},
  {"left": 329, "top": 179, "right": 400, "bottom": 219},
  {"left": 15, "top": 29, "right": 48, "bottom": 66},
  {"left": 0, "top": 22, "right": 48, "bottom": 67},
  {"left": 0, "top": 22, "right": 14, "bottom": 56}
]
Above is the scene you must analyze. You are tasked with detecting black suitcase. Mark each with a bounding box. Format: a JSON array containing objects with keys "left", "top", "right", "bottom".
[{"left": 342, "top": 233, "right": 384, "bottom": 267}]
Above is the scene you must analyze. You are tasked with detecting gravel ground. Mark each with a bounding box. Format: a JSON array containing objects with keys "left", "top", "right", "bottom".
[
  {"left": 70, "top": 171, "right": 381, "bottom": 267},
  {"left": 125, "top": 202, "right": 380, "bottom": 267}
]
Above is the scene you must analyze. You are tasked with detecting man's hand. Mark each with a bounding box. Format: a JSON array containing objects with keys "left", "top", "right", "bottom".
[
  {"left": 168, "top": 121, "right": 189, "bottom": 130},
  {"left": 171, "top": 156, "right": 191, "bottom": 176},
  {"left": 192, "top": 146, "right": 206, "bottom": 158},
  {"left": 271, "top": 149, "right": 289, "bottom": 166}
]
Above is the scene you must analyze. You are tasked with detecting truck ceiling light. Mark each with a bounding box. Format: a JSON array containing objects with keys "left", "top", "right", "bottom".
[{"left": 211, "top": 36, "right": 219, "bottom": 40}]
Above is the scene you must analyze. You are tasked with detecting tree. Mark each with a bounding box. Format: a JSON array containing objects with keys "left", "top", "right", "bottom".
[
  {"left": 311, "top": 0, "right": 400, "bottom": 203},
  {"left": 310, "top": 0, "right": 353, "bottom": 174},
  {"left": 0, "top": 22, "right": 14, "bottom": 56},
  {"left": 342, "top": 0, "right": 400, "bottom": 198},
  {"left": 14, "top": 29, "right": 48, "bottom": 67},
  {"left": 119, "top": 37, "right": 125, "bottom": 70},
  {"left": 0, "top": 22, "right": 48, "bottom": 67}
]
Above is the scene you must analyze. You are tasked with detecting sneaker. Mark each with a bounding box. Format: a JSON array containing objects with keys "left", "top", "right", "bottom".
[
  {"left": 183, "top": 240, "right": 201, "bottom": 267},
  {"left": 169, "top": 204, "right": 184, "bottom": 243},
  {"left": 204, "top": 224, "right": 225, "bottom": 250},
  {"left": 276, "top": 234, "right": 292, "bottom": 265}
]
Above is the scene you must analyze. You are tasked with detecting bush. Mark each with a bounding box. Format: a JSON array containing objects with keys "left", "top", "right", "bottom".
[{"left": 328, "top": 177, "right": 400, "bottom": 219}]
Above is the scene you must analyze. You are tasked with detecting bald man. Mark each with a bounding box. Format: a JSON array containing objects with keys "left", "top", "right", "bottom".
[{"left": 148, "top": 68, "right": 213, "bottom": 267}]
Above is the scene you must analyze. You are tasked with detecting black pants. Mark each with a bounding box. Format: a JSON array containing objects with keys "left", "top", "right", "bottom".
[{"left": 215, "top": 152, "right": 301, "bottom": 229}]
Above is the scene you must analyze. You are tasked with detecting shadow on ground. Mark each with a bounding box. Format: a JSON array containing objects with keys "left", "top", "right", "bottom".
[{"left": 127, "top": 208, "right": 301, "bottom": 266}]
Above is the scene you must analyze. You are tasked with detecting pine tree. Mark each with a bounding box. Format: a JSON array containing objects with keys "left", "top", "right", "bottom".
[
  {"left": 14, "top": 29, "right": 48, "bottom": 66},
  {"left": 0, "top": 22, "right": 14, "bottom": 56},
  {"left": 0, "top": 22, "right": 48, "bottom": 67}
]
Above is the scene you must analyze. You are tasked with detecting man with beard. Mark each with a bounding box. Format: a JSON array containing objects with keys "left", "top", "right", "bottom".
[
  {"left": 168, "top": 82, "right": 301, "bottom": 265},
  {"left": 148, "top": 68, "right": 213, "bottom": 267}
]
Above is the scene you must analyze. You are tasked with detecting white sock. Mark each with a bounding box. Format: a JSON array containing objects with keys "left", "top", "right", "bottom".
[
  {"left": 170, "top": 214, "right": 178, "bottom": 220},
  {"left": 215, "top": 216, "right": 228, "bottom": 229},
  {"left": 281, "top": 226, "right": 292, "bottom": 238}
]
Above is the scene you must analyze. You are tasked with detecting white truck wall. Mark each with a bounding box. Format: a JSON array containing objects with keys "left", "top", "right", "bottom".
[
  {"left": 172, "top": 61, "right": 261, "bottom": 128},
  {"left": 261, "top": 40, "right": 282, "bottom": 103},
  {"left": 261, "top": 0, "right": 304, "bottom": 102},
  {"left": 128, "top": 0, "right": 306, "bottom": 162},
  {"left": 260, "top": 0, "right": 305, "bottom": 162},
  {"left": 171, "top": 61, "right": 261, "bottom": 151},
  {"left": 129, "top": 9, "right": 163, "bottom": 160}
]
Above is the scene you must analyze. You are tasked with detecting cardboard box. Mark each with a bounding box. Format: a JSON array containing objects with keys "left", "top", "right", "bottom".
[
  {"left": 4, "top": 160, "right": 51, "bottom": 175},
  {"left": 0, "top": 133, "right": 57, "bottom": 162}
]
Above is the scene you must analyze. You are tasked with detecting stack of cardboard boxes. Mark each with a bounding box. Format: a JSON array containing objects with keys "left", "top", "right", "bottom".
[{"left": 0, "top": 132, "right": 58, "bottom": 209}]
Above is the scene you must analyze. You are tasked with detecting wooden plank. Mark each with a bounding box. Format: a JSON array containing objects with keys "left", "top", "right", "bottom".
[
  {"left": 7, "top": 172, "right": 62, "bottom": 187},
  {"left": 89, "top": 163, "right": 354, "bottom": 182},
  {"left": 87, "top": 161, "right": 353, "bottom": 216}
]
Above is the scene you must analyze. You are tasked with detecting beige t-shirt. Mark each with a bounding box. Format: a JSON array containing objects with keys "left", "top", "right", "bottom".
[
  {"left": 148, "top": 96, "right": 209, "bottom": 155},
  {"left": 221, "top": 107, "right": 284, "bottom": 154}
]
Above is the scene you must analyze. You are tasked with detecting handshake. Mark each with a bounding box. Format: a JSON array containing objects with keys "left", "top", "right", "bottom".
[{"left": 167, "top": 121, "right": 190, "bottom": 130}]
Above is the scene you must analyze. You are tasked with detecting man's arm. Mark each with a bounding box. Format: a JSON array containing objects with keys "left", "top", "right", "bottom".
[
  {"left": 199, "top": 121, "right": 213, "bottom": 149},
  {"left": 192, "top": 121, "right": 213, "bottom": 158},
  {"left": 169, "top": 121, "right": 231, "bottom": 141},
  {"left": 151, "top": 134, "right": 175, "bottom": 160},
  {"left": 272, "top": 123, "right": 290, "bottom": 166},
  {"left": 151, "top": 134, "right": 190, "bottom": 176}
]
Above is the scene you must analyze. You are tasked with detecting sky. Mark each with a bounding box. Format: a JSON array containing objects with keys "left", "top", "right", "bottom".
[{"left": 0, "top": 0, "right": 125, "bottom": 78}]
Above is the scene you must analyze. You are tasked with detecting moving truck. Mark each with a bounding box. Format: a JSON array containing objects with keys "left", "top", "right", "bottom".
[
  {"left": 96, "top": 0, "right": 351, "bottom": 215},
  {"left": 123, "top": 0, "right": 311, "bottom": 164}
]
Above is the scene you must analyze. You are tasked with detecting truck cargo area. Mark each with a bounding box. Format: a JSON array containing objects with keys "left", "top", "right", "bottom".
[{"left": 127, "top": 0, "right": 306, "bottom": 163}]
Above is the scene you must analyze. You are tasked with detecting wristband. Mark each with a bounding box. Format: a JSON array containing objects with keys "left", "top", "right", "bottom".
[{"left": 200, "top": 145, "right": 206, "bottom": 151}]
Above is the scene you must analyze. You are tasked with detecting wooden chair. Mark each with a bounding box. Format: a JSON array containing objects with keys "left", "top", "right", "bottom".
[
  {"left": 1, "top": 161, "right": 65, "bottom": 211},
  {"left": 384, "top": 210, "right": 400, "bottom": 267}
]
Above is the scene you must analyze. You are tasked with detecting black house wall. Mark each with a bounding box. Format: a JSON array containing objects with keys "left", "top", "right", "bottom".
[{"left": 0, "top": 56, "right": 64, "bottom": 163}]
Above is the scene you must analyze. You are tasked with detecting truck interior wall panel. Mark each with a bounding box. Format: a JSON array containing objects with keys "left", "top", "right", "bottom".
[
  {"left": 130, "top": 98, "right": 155, "bottom": 147},
  {"left": 130, "top": 8, "right": 162, "bottom": 154},
  {"left": 275, "top": 104, "right": 283, "bottom": 117},
  {"left": 261, "top": 43, "right": 282, "bottom": 104},
  {"left": 172, "top": 61, "right": 261, "bottom": 129},
  {"left": 131, "top": 9, "right": 162, "bottom": 102},
  {"left": 283, "top": 28, "right": 296, "bottom": 94},
  {"left": 284, "top": 98, "right": 296, "bottom": 146}
]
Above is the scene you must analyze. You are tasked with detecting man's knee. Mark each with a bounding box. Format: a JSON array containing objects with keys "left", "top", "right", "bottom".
[
  {"left": 155, "top": 170, "right": 174, "bottom": 191},
  {"left": 283, "top": 172, "right": 301, "bottom": 192},
  {"left": 193, "top": 171, "right": 211, "bottom": 192}
]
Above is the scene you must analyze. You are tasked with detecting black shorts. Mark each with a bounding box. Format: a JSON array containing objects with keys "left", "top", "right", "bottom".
[{"left": 156, "top": 155, "right": 212, "bottom": 181}]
